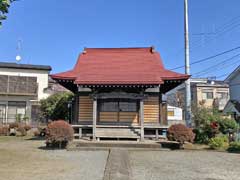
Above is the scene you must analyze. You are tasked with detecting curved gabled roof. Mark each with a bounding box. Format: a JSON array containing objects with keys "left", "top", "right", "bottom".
[{"left": 51, "top": 47, "right": 189, "bottom": 85}]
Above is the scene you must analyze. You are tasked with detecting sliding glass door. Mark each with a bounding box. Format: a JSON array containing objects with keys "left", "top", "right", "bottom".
[
  {"left": 7, "top": 101, "right": 26, "bottom": 123},
  {"left": 0, "top": 105, "right": 6, "bottom": 124}
]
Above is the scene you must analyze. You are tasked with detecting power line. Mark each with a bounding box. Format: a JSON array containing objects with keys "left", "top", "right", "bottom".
[
  {"left": 190, "top": 15, "right": 240, "bottom": 50},
  {"left": 194, "top": 60, "right": 240, "bottom": 78},
  {"left": 170, "top": 15, "right": 240, "bottom": 59},
  {"left": 195, "top": 61, "right": 240, "bottom": 78},
  {"left": 193, "top": 53, "right": 240, "bottom": 76},
  {"left": 170, "top": 46, "right": 240, "bottom": 70},
  {"left": 193, "top": 23, "right": 240, "bottom": 50},
  {"left": 216, "top": 15, "right": 240, "bottom": 32},
  {"left": 216, "top": 73, "right": 231, "bottom": 79}
]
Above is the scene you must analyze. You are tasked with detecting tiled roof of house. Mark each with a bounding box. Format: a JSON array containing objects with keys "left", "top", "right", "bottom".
[{"left": 51, "top": 47, "right": 189, "bottom": 85}]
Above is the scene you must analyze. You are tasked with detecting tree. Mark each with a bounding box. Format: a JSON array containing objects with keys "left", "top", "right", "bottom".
[
  {"left": 0, "top": 0, "right": 15, "bottom": 26},
  {"left": 40, "top": 92, "right": 74, "bottom": 122},
  {"left": 192, "top": 105, "right": 238, "bottom": 144}
]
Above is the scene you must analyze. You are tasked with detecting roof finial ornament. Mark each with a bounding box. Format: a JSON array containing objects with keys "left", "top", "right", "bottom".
[
  {"left": 83, "top": 47, "right": 87, "bottom": 54},
  {"left": 151, "top": 46, "right": 155, "bottom": 53}
]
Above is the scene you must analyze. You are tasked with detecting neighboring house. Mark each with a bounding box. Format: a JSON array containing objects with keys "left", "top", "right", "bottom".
[
  {"left": 51, "top": 47, "right": 189, "bottom": 141},
  {"left": 44, "top": 77, "right": 70, "bottom": 96},
  {"left": 223, "top": 66, "right": 240, "bottom": 120},
  {"left": 167, "top": 105, "right": 184, "bottom": 125},
  {"left": 167, "top": 78, "right": 229, "bottom": 112},
  {"left": 0, "top": 62, "right": 51, "bottom": 124}
]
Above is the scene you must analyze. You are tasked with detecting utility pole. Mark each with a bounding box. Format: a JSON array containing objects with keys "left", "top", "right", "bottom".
[{"left": 184, "top": 0, "right": 192, "bottom": 127}]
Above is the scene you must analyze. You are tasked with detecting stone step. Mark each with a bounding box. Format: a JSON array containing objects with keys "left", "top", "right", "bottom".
[
  {"left": 70, "top": 141, "right": 163, "bottom": 149},
  {"left": 96, "top": 127, "right": 140, "bottom": 139}
]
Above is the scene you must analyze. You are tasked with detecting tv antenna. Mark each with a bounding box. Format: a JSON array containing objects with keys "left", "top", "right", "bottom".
[{"left": 16, "top": 38, "right": 22, "bottom": 63}]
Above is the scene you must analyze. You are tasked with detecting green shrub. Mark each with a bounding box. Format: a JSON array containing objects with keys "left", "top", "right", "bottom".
[
  {"left": 192, "top": 106, "right": 239, "bottom": 144},
  {"left": 228, "top": 142, "right": 240, "bottom": 153},
  {"left": 193, "top": 128, "right": 210, "bottom": 144},
  {"left": 167, "top": 124, "right": 195, "bottom": 146},
  {"left": 218, "top": 118, "right": 238, "bottom": 134},
  {"left": 46, "top": 120, "right": 74, "bottom": 148},
  {"left": 15, "top": 114, "right": 22, "bottom": 122},
  {"left": 209, "top": 135, "right": 228, "bottom": 150},
  {"left": 40, "top": 92, "right": 74, "bottom": 121}
]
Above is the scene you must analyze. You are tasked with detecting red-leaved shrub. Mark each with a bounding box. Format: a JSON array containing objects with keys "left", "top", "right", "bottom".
[
  {"left": 33, "top": 129, "right": 40, "bottom": 137},
  {"left": 9, "top": 122, "right": 19, "bottom": 129},
  {"left": 24, "top": 124, "right": 32, "bottom": 131},
  {"left": 167, "top": 124, "right": 195, "bottom": 145},
  {"left": 46, "top": 120, "right": 74, "bottom": 148},
  {"left": 0, "top": 125, "right": 9, "bottom": 136},
  {"left": 16, "top": 126, "right": 27, "bottom": 136}
]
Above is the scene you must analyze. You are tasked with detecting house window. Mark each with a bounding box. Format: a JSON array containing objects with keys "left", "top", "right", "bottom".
[
  {"left": 0, "top": 75, "right": 38, "bottom": 95},
  {"left": 202, "top": 92, "right": 213, "bottom": 100},
  {"left": 99, "top": 101, "right": 118, "bottom": 112},
  {"left": 7, "top": 101, "right": 26, "bottom": 123},
  {"left": 119, "top": 101, "right": 137, "bottom": 112},
  {"left": 99, "top": 99, "right": 138, "bottom": 112},
  {"left": 167, "top": 110, "right": 175, "bottom": 117}
]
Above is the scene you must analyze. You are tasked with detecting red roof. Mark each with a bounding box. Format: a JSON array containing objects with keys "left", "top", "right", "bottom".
[{"left": 51, "top": 47, "right": 189, "bottom": 85}]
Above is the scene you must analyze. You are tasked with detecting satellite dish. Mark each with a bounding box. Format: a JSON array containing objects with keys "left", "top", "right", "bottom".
[{"left": 16, "top": 55, "right": 21, "bottom": 62}]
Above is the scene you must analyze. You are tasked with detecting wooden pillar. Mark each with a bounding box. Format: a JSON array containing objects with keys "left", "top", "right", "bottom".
[
  {"left": 93, "top": 98, "right": 97, "bottom": 141},
  {"left": 140, "top": 99, "right": 144, "bottom": 141},
  {"left": 162, "top": 102, "right": 168, "bottom": 125},
  {"left": 159, "top": 92, "right": 163, "bottom": 124},
  {"left": 159, "top": 87, "right": 168, "bottom": 126}
]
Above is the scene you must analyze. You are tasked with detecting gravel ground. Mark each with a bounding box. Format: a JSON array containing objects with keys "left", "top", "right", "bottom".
[
  {"left": 130, "top": 150, "right": 240, "bottom": 180},
  {"left": 2, "top": 137, "right": 240, "bottom": 180},
  {"left": 0, "top": 137, "right": 108, "bottom": 180}
]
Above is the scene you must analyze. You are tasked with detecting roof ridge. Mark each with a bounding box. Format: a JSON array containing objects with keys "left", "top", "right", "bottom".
[
  {"left": 83, "top": 47, "right": 156, "bottom": 54},
  {"left": 84, "top": 47, "right": 152, "bottom": 50}
]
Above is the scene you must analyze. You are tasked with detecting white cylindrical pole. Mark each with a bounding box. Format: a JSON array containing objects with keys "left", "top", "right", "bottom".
[{"left": 184, "top": 0, "right": 192, "bottom": 127}]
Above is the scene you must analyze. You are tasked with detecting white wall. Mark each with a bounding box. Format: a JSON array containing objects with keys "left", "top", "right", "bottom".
[
  {"left": 0, "top": 68, "right": 50, "bottom": 100},
  {"left": 167, "top": 105, "right": 183, "bottom": 121}
]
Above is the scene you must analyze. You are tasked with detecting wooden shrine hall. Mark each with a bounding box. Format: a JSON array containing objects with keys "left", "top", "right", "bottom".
[{"left": 51, "top": 47, "right": 189, "bottom": 141}]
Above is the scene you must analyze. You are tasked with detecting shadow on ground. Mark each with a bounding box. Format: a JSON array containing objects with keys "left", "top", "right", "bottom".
[
  {"left": 37, "top": 146, "right": 65, "bottom": 151},
  {"left": 159, "top": 141, "right": 181, "bottom": 150},
  {"left": 25, "top": 136, "right": 45, "bottom": 141}
]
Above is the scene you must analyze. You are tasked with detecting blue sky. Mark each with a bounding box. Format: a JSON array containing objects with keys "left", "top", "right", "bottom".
[{"left": 0, "top": 0, "right": 240, "bottom": 79}]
